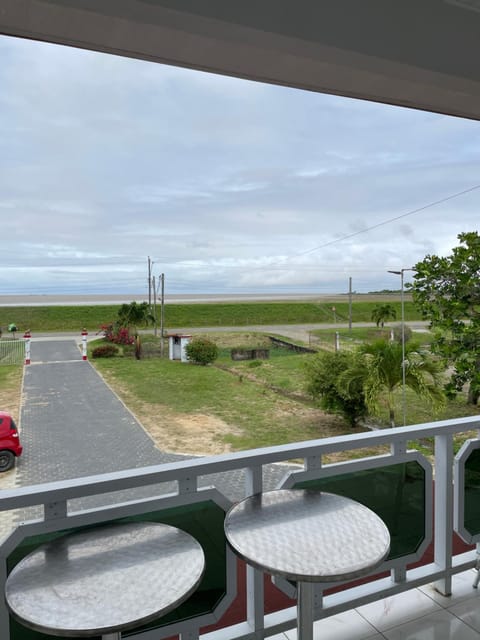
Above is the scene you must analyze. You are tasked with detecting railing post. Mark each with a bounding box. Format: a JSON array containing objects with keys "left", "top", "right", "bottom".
[
  {"left": 304, "top": 456, "right": 325, "bottom": 615},
  {"left": 0, "top": 561, "right": 10, "bottom": 640},
  {"left": 434, "top": 433, "right": 453, "bottom": 596},
  {"left": 178, "top": 476, "right": 197, "bottom": 494},
  {"left": 474, "top": 543, "right": 480, "bottom": 588},
  {"left": 45, "top": 500, "right": 67, "bottom": 520},
  {"left": 391, "top": 440, "right": 407, "bottom": 584},
  {"left": 245, "top": 466, "right": 264, "bottom": 639},
  {"left": 305, "top": 455, "right": 322, "bottom": 472}
]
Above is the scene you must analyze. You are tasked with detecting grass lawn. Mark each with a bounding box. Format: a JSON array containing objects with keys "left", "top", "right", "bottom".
[
  {"left": 309, "top": 327, "right": 433, "bottom": 350},
  {"left": 92, "top": 350, "right": 362, "bottom": 454},
  {"left": 0, "top": 298, "right": 422, "bottom": 333},
  {"left": 89, "top": 330, "right": 480, "bottom": 462},
  {"left": 222, "top": 349, "right": 312, "bottom": 396}
]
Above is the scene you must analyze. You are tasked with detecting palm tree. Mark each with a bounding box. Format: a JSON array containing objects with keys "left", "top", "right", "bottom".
[
  {"left": 371, "top": 303, "right": 397, "bottom": 328},
  {"left": 117, "top": 301, "right": 154, "bottom": 336},
  {"left": 341, "top": 339, "right": 445, "bottom": 427}
]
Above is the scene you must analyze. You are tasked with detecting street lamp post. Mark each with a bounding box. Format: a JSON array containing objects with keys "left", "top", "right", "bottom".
[{"left": 388, "top": 268, "right": 415, "bottom": 426}]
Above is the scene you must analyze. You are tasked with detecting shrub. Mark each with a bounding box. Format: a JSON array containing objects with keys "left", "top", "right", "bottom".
[
  {"left": 92, "top": 344, "right": 119, "bottom": 358},
  {"left": 305, "top": 350, "right": 368, "bottom": 427},
  {"left": 391, "top": 324, "right": 413, "bottom": 344},
  {"left": 100, "top": 323, "right": 134, "bottom": 345},
  {"left": 185, "top": 338, "right": 218, "bottom": 366}
]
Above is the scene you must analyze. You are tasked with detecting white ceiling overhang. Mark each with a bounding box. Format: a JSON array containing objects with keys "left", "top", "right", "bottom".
[{"left": 1, "top": 0, "right": 480, "bottom": 120}]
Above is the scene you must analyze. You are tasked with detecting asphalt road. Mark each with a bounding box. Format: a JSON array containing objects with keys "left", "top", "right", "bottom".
[{"left": 31, "top": 320, "right": 430, "bottom": 346}]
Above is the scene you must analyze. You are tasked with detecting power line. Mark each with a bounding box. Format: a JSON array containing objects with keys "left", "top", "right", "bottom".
[
  {"left": 287, "top": 183, "right": 480, "bottom": 260},
  {"left": 161, "top": 182, "right": 480, "bottom": 276}
]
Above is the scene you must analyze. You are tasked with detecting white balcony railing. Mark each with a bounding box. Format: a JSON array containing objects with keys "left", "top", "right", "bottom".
[{"left": 1, "top": 415, "right": 480, "bottom": 640}]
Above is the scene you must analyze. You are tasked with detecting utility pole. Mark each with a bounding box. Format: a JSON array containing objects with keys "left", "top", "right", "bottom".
[
  {"left": 160, "top": 273, "right": 165, "bottom": 357},
  {"left": 147, "top": 256, "right": 153, "bottom": 306},
  {"left": 348, "top": 277, "right": 353, "bottom": 331},
  {"left": 155, "top": 273, "right": 165, "bottom": 358},
  {"left": 152, "top": 275, "right": 157, "bottom": 337},
  {"left": 387, "top": 268, "right": 415, "bottom": 426}
]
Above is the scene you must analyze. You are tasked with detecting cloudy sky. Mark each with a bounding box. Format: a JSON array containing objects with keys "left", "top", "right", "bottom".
[{"left": 1, "top": 34, "right": 479, "bottom": 297}]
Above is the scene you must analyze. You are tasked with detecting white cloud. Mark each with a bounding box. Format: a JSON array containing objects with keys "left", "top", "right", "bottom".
[{"left": 1, "top": 34, "right": 480, "bottom": 295}]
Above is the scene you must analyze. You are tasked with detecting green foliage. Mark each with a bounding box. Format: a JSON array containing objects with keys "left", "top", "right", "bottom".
[
  {"left": 185, "top": 338, "right": 219, "bottom": 366},
  {"left": 371, "top": 303, "right": 397, "bottom": 328},
  {"left": 117, "top": 301, "right": 153, "bottom": 334},
  {"left": 357, "top": 339, "right": 445, "bottom": 427},
  {"left": 92, "top": 344, "right": 119, "bottom": 358},
  {"left": 100, "top": 324, "right": 134, "bottom": 345},
  {"left": 305, "top": 350, "right": 368, "bottom": 427},
  {"left": 306, "top": 339, "right": 445, "bottom": 428},
  {"left": 410, "top": 231, "right": 480, "bottom": 404}
]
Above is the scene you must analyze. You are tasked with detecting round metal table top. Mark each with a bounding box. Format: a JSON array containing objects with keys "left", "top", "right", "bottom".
[
  {"left": 224, "top": 489, "right": 390, "bottom": 583},
  {"left": 5, "top": 521, "right": 205, "bottom": 637}
]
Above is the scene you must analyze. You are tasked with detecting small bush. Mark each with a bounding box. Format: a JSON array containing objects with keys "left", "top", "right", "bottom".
[
  {"left": 92, "top": 344, "right": 119, "bottom": 358},
  {"left": 185, "top": 338, "right": 218, "bottom": 366},
  {"left": 100, "top": 323, "right": 134, "bottom": 345},
  {"left": 391, "top": 324, "right": 413, "bottom": 344}
]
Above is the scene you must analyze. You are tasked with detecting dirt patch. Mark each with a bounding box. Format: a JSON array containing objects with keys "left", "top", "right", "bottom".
[
  {"left": 133, "top": 399, "right": 380, "bottom": 462},
  {"left": 0, "top": 371, "right": 22, "bottom": 423},
  {"left": 137, "top": 407, "right": 242, "bottom": 456}
]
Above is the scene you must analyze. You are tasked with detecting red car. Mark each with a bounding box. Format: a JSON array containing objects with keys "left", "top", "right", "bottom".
[{"left": 0, "top": 411, "right": 23, "bottom": 472}]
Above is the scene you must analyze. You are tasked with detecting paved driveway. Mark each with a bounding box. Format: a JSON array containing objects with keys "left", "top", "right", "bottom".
[
  {"left": 19, "top": 340, "right": 175, "bottom": 485},
  {"left": 10, "top": 339, "right": 291, "bottom": 510}
]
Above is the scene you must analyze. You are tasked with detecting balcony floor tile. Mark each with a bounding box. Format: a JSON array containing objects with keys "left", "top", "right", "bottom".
[
  {"left": 448, "top": 596, "right": 480, "bottom": 633},
  {"left": 418, "top": 569, "right": 480, "bottom": 609},
  {"left": 382, "top": 608, "right": 480, "bottom": 640},
  {"left": 356, "top": 587, "right": 442, "bottom": 631},
  {"left": 284, "top": 608, "right": 379, "bottom": 640}
]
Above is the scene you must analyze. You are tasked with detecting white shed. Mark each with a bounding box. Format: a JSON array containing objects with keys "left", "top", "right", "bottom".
[{"left": 167, "top": 334, "right": 192, "bottom": 363}]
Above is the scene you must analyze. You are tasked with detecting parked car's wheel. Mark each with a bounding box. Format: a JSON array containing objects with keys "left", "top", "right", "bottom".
[{"left": 0, "top": 450, "right": 15, "bottom": 472}]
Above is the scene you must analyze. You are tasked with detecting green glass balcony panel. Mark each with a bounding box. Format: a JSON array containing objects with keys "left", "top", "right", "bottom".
[
  {"left": 7, "top": 500, "right": 228, "bottom": 640},
  {"left": 463, "top": 449, "right": 480, "bottom": 537},
  {"left": 294, "top": 461, "right": 426, "bottom": 560}
]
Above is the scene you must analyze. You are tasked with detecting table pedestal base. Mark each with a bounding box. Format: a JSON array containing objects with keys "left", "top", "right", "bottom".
[{"left": 297, "top": 581, "right": 314, "bottom": 640}]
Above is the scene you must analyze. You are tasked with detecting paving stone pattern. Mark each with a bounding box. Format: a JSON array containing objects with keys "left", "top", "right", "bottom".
[{"left": 17, "top": 340, "right": 292, "bottom": 513}]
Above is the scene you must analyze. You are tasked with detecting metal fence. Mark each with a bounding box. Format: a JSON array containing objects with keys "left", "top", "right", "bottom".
[{"left": 0, "top": 340, "right": 23, "bottom": 365}]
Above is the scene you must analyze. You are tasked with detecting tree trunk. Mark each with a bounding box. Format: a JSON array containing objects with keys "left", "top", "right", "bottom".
[
  {"left": 467, "top": 382, "right": 480, "bottom": 405},
  {"left": 389, "top": 407, "right": 396, "bottom": 428},
  {"left": 388, "top": 391, "right": 396, "bottom": 427}
]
